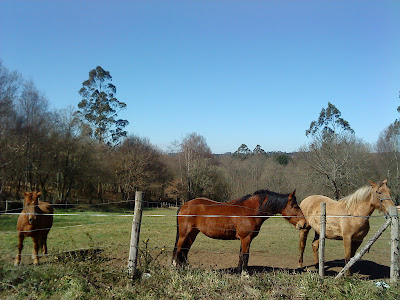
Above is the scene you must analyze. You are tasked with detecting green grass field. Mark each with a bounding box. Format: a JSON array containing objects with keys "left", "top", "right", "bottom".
[
  {"left": 0, "top": 207, "right": 399, "bottom": 299},
  {"left": 0, "top": 208, "right": 394, "bottom": 270}
]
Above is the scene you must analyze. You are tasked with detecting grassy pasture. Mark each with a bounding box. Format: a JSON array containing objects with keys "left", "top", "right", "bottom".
[
  {"left": 0, "top": 207, "right": 399, "bottom": 299},
  {"left": 0, "top": 208, "right": 393, "bottom": 270}
]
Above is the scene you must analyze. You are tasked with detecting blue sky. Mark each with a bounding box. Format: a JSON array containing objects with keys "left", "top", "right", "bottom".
[{"left": 1, "top": 1, "right": 400, "bottom": 153}]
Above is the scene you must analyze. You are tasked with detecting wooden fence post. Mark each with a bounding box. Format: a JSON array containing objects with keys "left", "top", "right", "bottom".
[
  {"left": 319, "top": 202, "right": 326, "bottom": 278},
  {"left": 390, "top": 206, "right": 399, "bottom": 283},
  {"left": 5, "top": 200, "right": 8, "bottom": 214},
  {"left": 127, "top": 191, "right": 143, "bottom": 278}
]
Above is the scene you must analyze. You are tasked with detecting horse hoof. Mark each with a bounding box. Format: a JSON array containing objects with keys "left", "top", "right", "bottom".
[
  {"left": 240, "top": 271, "right": 250, "bottom": 278},
  {"left": 14, "top": 261, "right": 20, "bottom": 266}
]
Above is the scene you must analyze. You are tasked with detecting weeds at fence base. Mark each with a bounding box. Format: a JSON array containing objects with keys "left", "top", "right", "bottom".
[
  {"left": 2, "top": 255, "right": 400, "bottom": 299},
  {"left": 54, "top": 248, "right": 105, "bottom": 263},
  {"left": 137, "top": 239, "right": 168, "bottom": 275}
]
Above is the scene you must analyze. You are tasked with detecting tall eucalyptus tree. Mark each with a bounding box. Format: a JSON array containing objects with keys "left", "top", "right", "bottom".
[{"left": 78, "top": 66, "right": 128, "bottom": 146}]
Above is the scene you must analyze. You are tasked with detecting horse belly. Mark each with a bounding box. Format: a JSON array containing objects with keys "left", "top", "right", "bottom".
[
  {"left": 325, "top": 229, "right": 343, "bottom": 240},
  {"left": 197, "top": 217, "right": 238, "bottom": 240},
  {"left": 305, "top": 214, "right": 342, "bottom": 239}
]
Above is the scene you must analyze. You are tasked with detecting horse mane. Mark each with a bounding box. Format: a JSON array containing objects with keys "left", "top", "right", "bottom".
[
  {"left": 233, "top": 189, "right": 291, "bottom": 214},
  {"left": 339, "top": 186, "right": 372, "bottom": 209}
]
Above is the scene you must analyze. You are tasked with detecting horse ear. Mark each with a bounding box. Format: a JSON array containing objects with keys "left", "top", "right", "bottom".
[
  {"left": 289, "top": 190, "right": 296, "bottom": 199},
  {"left": 383, "top": 179, "right": 388, "bottom": 185},
  {"left": 368, "top": 180, "right": 377, "bottom": 188},
  {"left": 36, "top": 192, "right": 42, "bottom": 197}
]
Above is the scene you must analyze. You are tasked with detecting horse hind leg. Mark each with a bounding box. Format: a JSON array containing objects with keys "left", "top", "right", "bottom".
[
  {"left": 181, "top": 229, "right": 199, "bottom": 265},
  {"left": 32, "top": 236, "right": 40, "bottom": 265},
  {"left": 14, "top": 233, "right": 25, "bottom": 266},
  {"left": 173, "top": 228, "right": 199, "bottom": 267},
  {"left": 298, "top": 228, "right": 310, "bottom": 268},
  {"left": 41, "top": 231, "right": 49, "bottom": 255},
  {"left": 172, "top": 234, "right": 185, "bottom": 267},
  {"left": 32, "top": 233, "right": 44, "bottom": 260},
  {"left": 347, "top": 239, "right": 363, "bottom": 275}
]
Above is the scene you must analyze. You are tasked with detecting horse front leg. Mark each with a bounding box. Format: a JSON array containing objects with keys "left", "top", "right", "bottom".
[
  {"left": 343, "top": 235, "right": 353, "bottom": 276},
  {"left": 237, "top": 245, "right": 243, "bottom": 272},
  {"left": 14, "top": 232, "right": 25, "bottom": 266},
  {"left": 238, "top": 237, "right": 251, "bottom": 274},
  {"left": 350, "top": 239, "right": 362, "bottom": 258},
  {"left": 312, "top": 232, "right": 320, "bottom": 267},
  {"left": 298, "top": 228, "right": 310, "bottom": 268}
]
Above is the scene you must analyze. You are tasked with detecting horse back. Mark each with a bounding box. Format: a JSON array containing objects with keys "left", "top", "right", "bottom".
[
  {"left": 300, "top": 195, "right": 345, "bottom": 214},
  {"left": 180, "top": 198, "right": 247, "bottom": 216},
  {"left": 38, "top": 201, "right": 53, "bottom": 214},
  {"left": 180, "top": 198, "right": 217, "bottom": 214},
  {"left": 38, "top": 201, "right": 53, "bottom": 229}
]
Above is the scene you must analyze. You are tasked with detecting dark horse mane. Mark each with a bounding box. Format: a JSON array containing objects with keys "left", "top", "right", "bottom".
[{"left": 233, "top": 189, "right": 294, "bottom": 214}]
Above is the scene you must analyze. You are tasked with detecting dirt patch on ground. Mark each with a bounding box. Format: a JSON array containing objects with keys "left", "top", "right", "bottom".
[
  {"left": 186, "top": 251, "right": 390, "bottom": 280},
  {"left": 106, "top": 247, "right": 390, "bottom": 280}
]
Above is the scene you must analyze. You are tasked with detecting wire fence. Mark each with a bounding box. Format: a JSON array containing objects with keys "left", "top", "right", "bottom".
[
  {"left": 0, "top": 199, "right": 177, "bottom": 214},
  {"left": 0, "top": 200, "right": 396, "bottom": 277}
]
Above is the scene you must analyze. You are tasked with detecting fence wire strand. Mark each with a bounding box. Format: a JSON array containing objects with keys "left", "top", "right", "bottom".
[{"left": 1, "top": 200, "right": 397, "bottom": 272}]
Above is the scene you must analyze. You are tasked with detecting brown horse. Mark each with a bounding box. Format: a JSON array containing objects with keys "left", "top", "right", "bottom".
[
  {"left": 14, "top": 192, "right": 53, "bottom": 265},
  {"left": 298, "top": 179, "right": 395, "bottom": 271},
  {"left": 172, "top": 189, "right": 307, "bottom": 272}
]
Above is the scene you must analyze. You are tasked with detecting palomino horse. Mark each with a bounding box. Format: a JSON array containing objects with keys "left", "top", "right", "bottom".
[
  {"left": 298, "top": 179, "right": 395, "bottom": 271},
  {"left": 172, "top": 189, "right": 307, "bottom": 272},
  {"left": 14, "top": 192, "right": 53, "bottom": 265}
]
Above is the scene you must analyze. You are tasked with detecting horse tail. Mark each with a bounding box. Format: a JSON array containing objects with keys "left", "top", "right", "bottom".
[{"left": 172, "top": 206, "right": 182, "bottom": 261}]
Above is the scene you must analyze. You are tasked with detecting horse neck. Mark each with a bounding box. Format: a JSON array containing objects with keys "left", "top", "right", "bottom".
[
  {"left": 347, "top": 192, "right": 375, "bottom": 217},
  {"left": 228, "top": 196, "right": 262, "bottom": 216}
]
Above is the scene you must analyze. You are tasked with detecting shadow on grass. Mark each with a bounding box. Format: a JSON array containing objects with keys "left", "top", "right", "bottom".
[
  {"left": 218, "top": 259, "right": 390, "bottom": 280},
  {"left": 323, "top": 259, "right": 390, "bottom": 280}
]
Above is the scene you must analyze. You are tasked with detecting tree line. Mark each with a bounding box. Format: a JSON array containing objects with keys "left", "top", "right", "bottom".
[{"left": 0, "top": 61, "right": 399, "bottom": 208}]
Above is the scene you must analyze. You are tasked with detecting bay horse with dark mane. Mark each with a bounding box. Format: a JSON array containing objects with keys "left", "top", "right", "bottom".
[
  {"left": 14, "top": 192, "right": 53, "bottom": 265},
  {"left": 172, "top": 189, "right": 307, "bottom": 272}
]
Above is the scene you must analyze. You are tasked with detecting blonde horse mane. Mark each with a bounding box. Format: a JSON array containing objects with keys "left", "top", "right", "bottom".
[{"left": 339, "top": 186, "right": 372, "bottom": 210}]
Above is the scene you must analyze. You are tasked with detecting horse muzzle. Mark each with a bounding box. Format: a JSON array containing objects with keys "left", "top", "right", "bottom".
[
  {"left": 296, "top": 219, "right": 308, "bottom": 230},
  {"left": 28, "top": 215, "right": 37, "bottom": 225}
]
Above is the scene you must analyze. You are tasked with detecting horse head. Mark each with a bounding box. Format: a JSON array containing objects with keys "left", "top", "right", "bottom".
[
  {"left": 368, "top": 179, "right": 395, "bottom": 215},
  {"left": 281, "top": 190, "right": 308, "bottom": 229},
  {"left": 23, "top": 191, "right": 41, "bottom": 225}
]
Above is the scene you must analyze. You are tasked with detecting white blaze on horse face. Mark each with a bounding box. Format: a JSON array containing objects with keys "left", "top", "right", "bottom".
[{"left": 24, "top": 192, "right": 41, "bottom": 224}]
